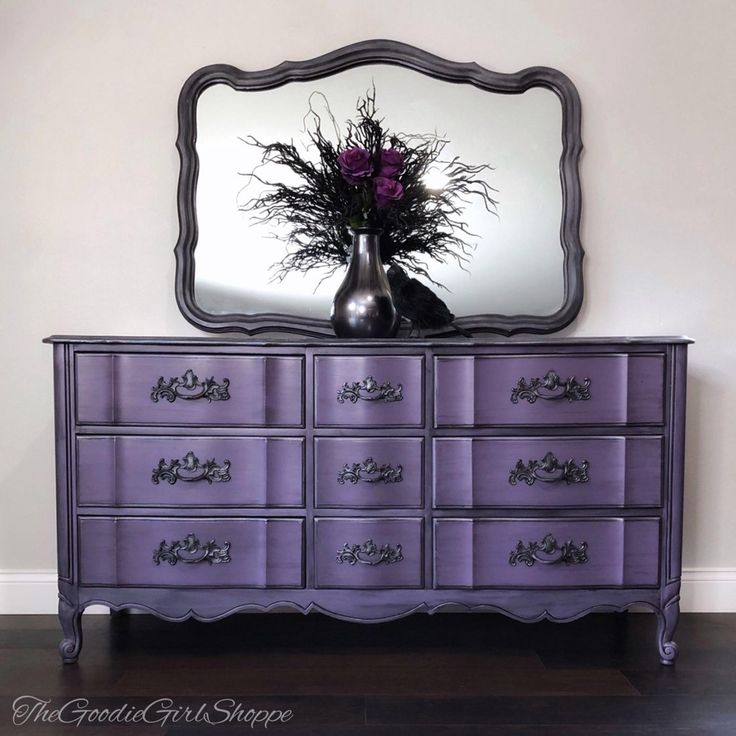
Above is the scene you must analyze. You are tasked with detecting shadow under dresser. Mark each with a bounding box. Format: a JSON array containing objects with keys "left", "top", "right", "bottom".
[{"left": 44, "top": 335, "right": 690, "bottom": 664}]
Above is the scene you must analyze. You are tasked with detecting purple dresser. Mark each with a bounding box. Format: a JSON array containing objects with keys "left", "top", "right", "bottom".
[{"left": 45, "top": 336, "right": 690, "bottom": 664}]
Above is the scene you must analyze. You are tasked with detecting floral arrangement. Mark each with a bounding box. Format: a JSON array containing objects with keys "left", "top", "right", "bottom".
[
  {"left": 239, "top": 89, "right": 497, "bottom": 286},
  {"left": 335, "top": 145, "right": 406, "bottom": 218}
]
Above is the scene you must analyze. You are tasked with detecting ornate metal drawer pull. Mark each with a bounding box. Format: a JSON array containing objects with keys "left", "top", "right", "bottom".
[
  {"left": 336, "top": 376, "right": 403, "bottom": 404},
  {"left": 152, "top": 451, "right": 231, "bottom": 485},
  {"left": 336, "top": 539, "right": 404, "bottom": 566},
  {"left": 151, "top": 368, "right": 230, "bottom": 403},
  {"left": 509, "top": 533, "right": 588, "bottom": 567},
  {"left": 337, "top": 458, "right": 403, "bottom": 485},
  {"left": 509, "top": 452, "right": 589, "bottom": 486},
  {"left": 510, "top": 370, "right": 591, "bottom": 404},
  {"left": 153, "top": 533, "right": 231, "bottom": 565}
]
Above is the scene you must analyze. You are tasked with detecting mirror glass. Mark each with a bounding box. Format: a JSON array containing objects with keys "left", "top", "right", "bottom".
[{"left": 192, "top": 64, "right": 565, "bottom": 321}]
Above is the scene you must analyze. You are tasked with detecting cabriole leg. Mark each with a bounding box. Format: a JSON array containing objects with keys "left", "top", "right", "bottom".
[
  {"left": 58, "top": 595, "right": 83, "bottom": 664},
  {"left": 657, "top": 595, "right": 680, "bottom": 665}
]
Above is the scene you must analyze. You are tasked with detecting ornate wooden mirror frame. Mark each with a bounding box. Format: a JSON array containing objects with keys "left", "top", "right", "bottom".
[{"left": 174, "top": 39, "right": 583, "bottom": 336}]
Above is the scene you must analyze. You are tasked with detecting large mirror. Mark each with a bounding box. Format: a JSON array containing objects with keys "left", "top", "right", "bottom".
[{"left": 175, "top": 41, "right": 583, "bottom": 336}]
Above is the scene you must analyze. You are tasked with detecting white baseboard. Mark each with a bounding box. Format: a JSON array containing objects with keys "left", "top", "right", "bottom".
[
  {"left": 0, "top": 571, "right": 108, "bottom": 615},
  {"left": 1, "top": 568, "right": 735, "bottom": 615},
  {"left": 680, "top": 568, "right": 736, "bottom": 612}
]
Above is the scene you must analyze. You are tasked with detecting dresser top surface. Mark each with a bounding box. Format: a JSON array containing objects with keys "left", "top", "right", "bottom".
[{"left": 43, "top": 335, "right": 693, "bottom": 347}]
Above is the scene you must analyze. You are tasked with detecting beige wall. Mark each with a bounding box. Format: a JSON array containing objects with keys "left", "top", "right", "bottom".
[{"left": 1, "top": 1, "right": 735, "bottom": 595}]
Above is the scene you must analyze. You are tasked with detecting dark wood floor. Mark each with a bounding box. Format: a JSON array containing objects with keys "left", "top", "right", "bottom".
[{"left": 1, "top": 612, "right": 735, "bottom": 735}]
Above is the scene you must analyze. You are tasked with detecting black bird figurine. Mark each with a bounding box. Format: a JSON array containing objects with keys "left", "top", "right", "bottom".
[{"left": 387, "top": 264, "right": 471, "bottom": 337}]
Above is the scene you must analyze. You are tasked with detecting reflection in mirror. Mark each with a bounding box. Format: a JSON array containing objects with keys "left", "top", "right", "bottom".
[{"left": 193, "top": 64, "right": 564, "bottom": 321}]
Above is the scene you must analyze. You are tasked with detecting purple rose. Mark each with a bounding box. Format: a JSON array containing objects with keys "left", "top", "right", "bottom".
[
  {"left": 379, "top": 148, "right": 403, "bottom": 178},
  {"left": 337, "top": 147, "right": 373, "bottom": 185},
  {"left": 374, "top": 176, "right": 404, "bottom": 208}
]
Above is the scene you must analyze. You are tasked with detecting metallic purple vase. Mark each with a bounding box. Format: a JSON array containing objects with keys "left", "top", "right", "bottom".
[{"left": 331, "top": 228, "right": 399, "bottom": 338}]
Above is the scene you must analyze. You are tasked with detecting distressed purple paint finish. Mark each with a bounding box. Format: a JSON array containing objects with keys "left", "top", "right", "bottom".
[
  {"left": 77, "top": 436, "right": 304, "bottom": 507},
  {"left": 315, "top": 437, "right": 423, "bottom": 508},
  {"left": 434, "top": 354, "right": 664, "bottom": 426},
  {"left": 78, "top": 517, "right": 304, "bottom": 588},
  {"left": 45, "top": 336, "right": 690, "bottom": 666},
  {"left": 315, "top": 517, "right": 423, "bottom": 589},
  {"left": 76, "top": 353, "right": 304, "bottom": 426},
  {"left": 314, "top": 355, "right": 424, "bottom": 427},
  {"left": 433, "top": 517, "right": 660, "bottom": 588},
  {"left": 433, "top": 436, "right": 662, "bottom": 508}
]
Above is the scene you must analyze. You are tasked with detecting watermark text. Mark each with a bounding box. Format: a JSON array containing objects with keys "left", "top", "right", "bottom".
[{"left": 12, "top": 696, "right": 294, "bottom": 728}]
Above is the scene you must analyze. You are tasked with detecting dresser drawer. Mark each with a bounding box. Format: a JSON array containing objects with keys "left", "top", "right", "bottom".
[
  {"left": 314, "top": 517, "right": 423, "bottom": 588},
  {"left": 314, "top": 355, "right": 424, "bottom": 427},
  {"left": 434, "top": 518, "right": 659, "bottom": 588},
  {"left": 433, "top": 436, "right": 662, "bottom": 508},
  {"left": 434, "top": 354, "right": 664, "bottom": 426},
  {"left": 77, "top": 436, "right": 304, "bottom": 507},
  {"left": 75, "top": 354, "right": 304, "bottom": 426},
  {"left": 78, "top": 518, "right": 304, "bottom": 587},
  {"left": 315, "top": 438, "right": 423, "bottom": 508}
]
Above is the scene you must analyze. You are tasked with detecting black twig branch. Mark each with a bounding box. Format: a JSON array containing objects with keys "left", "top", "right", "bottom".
[{"left": 238, "top": 88, "right": 498, "bottom": 286}]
